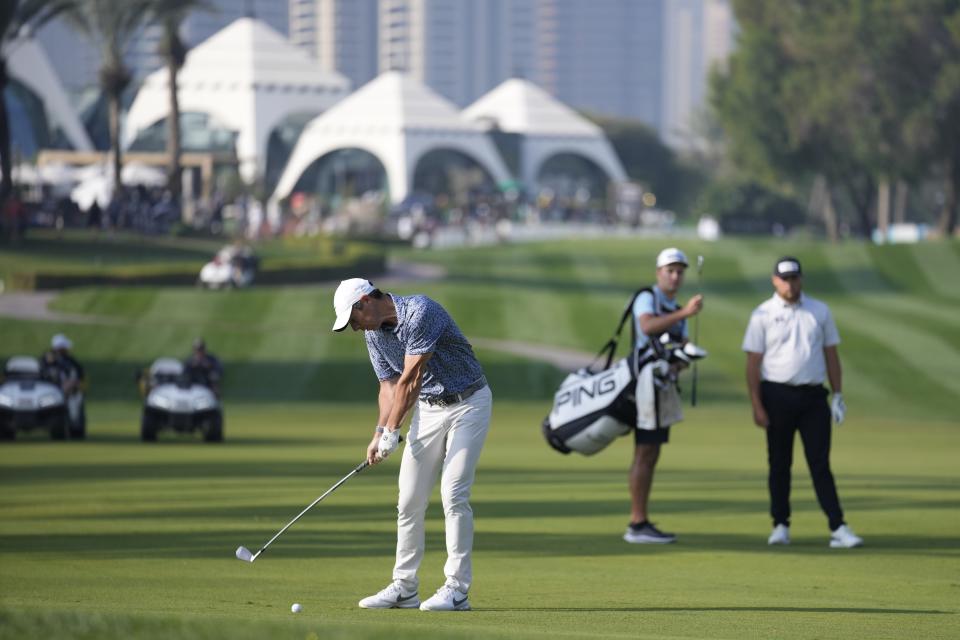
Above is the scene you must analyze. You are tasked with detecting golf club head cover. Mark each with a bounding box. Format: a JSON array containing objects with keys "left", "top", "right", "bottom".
[
  {"left": 831, "top": 393, "right": 846, "bottom": 425},
  {"left": 377, "top": 429, "right": 402, "bottom": 458}
]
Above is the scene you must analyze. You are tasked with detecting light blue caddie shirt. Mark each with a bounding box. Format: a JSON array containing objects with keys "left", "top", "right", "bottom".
[
  {"left": 632, "top": 285, "right": 688, "bottom": 348},
  {"left": 364, "top": 294, "right": 485, "bottom": 399}
]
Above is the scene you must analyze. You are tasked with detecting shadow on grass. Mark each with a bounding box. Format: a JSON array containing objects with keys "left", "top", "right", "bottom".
[
  {"left": 477, "top": 605, "right": 954, "bottom": 615},
  {"left": 0, "top": 460, "right": 374, "bottom": 484},
  {"left": 1, "top": 528, "right": 958, "bottom": 561},
  {"left": 0, "top": 433, "right": 346, "bottom": 447}
]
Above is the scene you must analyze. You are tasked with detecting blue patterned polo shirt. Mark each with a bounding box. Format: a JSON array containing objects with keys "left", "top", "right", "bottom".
[{"left": 364, "top": 294, "right": 485, "bottom": 399}]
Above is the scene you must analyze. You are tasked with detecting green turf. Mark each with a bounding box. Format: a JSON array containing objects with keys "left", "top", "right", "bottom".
[
  {"left": 1, "top": 235, "right": 958, "bottom": 638},
  {"left": 0, "top": 229, "right": 378, "bottom": 289}
]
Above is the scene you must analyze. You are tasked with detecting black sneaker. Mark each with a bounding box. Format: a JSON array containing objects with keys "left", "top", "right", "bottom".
[{"left": 623, "top": 521, "right": 677, "bottom": 544}]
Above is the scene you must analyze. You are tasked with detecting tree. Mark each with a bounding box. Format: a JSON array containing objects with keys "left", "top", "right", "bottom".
[
  {"left": 710, "top": 2, "right": 877, "bottom": 235},
  {"left": 0, "top": 0, "right": 73, "bottom": 205},
  {"left": 589, "top": 114, "right": 707, "bottom": 215},
  {"left": 712, "top": 0, "right": 960, "bottom": 236},
  {"left": 62, "top": 0, "right": 152, "bottom": 198},
  {"left": 146, "top": 0, "right": 212, "bottom": 205}
]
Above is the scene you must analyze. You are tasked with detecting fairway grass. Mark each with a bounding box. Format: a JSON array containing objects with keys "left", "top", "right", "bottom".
[
  {"left": 1, "top": 402, "right": 957, "bottom": 639},
  {"left": 1, "top": 235, "right": 958, "bottom": 638}
]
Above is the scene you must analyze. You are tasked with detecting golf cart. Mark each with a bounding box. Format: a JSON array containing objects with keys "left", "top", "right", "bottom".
[
  {"left": 0, "top": 356, "right": 69, "bottom": 440},
  {"left": 197, "top": 244, "right": 258, "bottom": 289},
  {"left": 138, "top": 358, "right": 223, "bottom": 442}
]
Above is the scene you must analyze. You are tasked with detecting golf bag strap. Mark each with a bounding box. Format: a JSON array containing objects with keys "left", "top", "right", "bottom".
[{"left": 592, "top": 287, "right": 652, "bottom": 371}]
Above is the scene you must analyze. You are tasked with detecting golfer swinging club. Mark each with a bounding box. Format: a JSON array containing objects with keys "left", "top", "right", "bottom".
[{"left": 332, "top": 278, "right": 492, "bottom": 611}]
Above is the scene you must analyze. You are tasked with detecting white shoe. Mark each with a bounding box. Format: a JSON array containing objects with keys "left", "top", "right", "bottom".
[
  {"left": 358, "top": 581, "right": 420, "bottom": 609},
  {"left": 767, "top": 524, "right": 790, "bottom": 545},
  {"left": 419, "top": 585, "right": 471, "bottom": 611},
  {"left": 830, "top": 524, "right": 863, "bottom": 548}
]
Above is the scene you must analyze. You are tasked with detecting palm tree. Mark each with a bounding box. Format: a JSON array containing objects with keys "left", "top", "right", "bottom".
[
  {"left": 0, "top": 0, "right": 73, "bottom": 204},
  {"left": 62, "top": 0, "right": 152, "bottom": 197},
  {"left": 147, "top": 0, "right": 212, "bottom": 205}
]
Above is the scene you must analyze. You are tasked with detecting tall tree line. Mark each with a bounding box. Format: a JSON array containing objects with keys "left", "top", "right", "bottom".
[{"left": 711, "top": 0, "right": 960, "bottom": 236}]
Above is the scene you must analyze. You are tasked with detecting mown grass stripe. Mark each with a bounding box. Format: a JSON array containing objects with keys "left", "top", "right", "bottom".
[
  {"left": 835, "top": 319, "right": 958, "bottom": 416},
  {"left": 908, "top": 241, "right": 960, "bottom": 300}
]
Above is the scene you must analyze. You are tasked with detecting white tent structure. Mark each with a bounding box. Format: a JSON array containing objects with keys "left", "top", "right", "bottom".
[
  {"left": 124, "top": 17, "right": 349, "bottom": 183},
  {"left": 271, "top": 71, "right": 511, "bottom": 206},
  {"left": 70, "top": 163, "right": 167, "bottom": 210},
  {"left": 463, "top": 78, "right": 626, "bottom": 191},
  {"left": 6, "top": 35, "right": 94, "bottom": 152}
]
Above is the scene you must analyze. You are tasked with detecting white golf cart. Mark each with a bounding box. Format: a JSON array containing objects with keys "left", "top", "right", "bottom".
[
  {"left": 197, "top": 245, "right": 258, "bottom": 289},
  {"left": 139, "top": 358, "right": 223, "bottom": 442},
  {"left": 0, "top": 356, "right": 69, "bottom": 440}
]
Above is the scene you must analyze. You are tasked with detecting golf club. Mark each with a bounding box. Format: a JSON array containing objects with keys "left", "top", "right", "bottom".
[
  {"left": 691, "top": 255, "right": 704, "bottom": 407},
  {"left": 236, "top": 459, "right": 370, "bottom": 563}
]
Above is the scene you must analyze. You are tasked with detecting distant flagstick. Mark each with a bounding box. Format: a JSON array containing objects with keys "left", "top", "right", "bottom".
[{"left": 691, "top": 255, "right": 704, "bottom": 407}]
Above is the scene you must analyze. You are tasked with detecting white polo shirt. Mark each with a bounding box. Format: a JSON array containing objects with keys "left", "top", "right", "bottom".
[{"left": 742, "top": 293, "right": 840, "bottom": 385}]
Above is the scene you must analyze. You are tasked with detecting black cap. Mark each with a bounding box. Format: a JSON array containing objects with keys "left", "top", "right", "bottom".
[
  {"left": 193, "top": 338, "right": 206, "bottom": 350},
  {"left": 773, "top": 257, "right": 802, "bottom": 278}
]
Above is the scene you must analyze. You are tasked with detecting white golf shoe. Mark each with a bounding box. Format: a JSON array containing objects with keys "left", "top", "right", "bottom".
[
  {"left": 419, "top": 585, "right": 471, "bottom": 611},
  {"left": 830, "top": 524, "right": 863, "bottom": 548},
  {"left": 767, "top": 524, "right": 790, "bottom": 545},
  {"left": 358, "top": 581, "right": 420, "bottom": 609}
]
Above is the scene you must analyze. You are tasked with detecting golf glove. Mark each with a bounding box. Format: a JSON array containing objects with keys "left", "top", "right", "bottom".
[
  {"left": 831, "top": 393, "right": 846, "bottom": 425},
  {"left": 377, "top": 429, "right": 401, "bottom": 458}
]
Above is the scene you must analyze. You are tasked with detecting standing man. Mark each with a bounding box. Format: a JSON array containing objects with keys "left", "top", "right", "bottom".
[
  {"left": 332, "top": 278, "right": 492, "bottom": 612},
  {"left": 742, "top": 256, "right": 863, "bottom": 548},
  {"left": 624, "top": 248, "right": 703, "bottom": 544}
]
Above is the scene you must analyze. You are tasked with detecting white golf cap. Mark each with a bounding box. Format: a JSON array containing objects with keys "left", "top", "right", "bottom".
[
  {"left": 332, "top": 278, "right": 375, "bottom": 332},
  {"left": 656, "top": 247, "right": 689, "bottom": 268},
  {"left": 51, "top": 333, "right": 72, "bottom": 350}
]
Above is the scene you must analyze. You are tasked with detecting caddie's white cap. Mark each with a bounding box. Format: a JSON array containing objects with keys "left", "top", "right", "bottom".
[
  {"left": 51, "top": 333, "right": 72, "bottom": 350},
  {"left": 656, "top": 247, "right": 689, "bottom": 268},
  {"left": 332, "top": 278, "right": 375, "bottom": 332}
]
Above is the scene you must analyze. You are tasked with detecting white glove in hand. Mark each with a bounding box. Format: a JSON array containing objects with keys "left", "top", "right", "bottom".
[
  {"left": 377, "top": 429, "right": 401, "bottom": 458},
  {"left": 831, "top": 393, "right": 846, "bottom": 425}
]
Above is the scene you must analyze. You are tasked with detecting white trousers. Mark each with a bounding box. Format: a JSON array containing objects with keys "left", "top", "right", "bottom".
[{"left": 393, "top": 385, "right": 492, "bottom": 594}]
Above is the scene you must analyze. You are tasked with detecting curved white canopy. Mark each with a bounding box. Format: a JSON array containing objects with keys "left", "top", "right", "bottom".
[
  {"left": 463, "top": 78, "right": 626, "bottom": 189},
  {"left": 6, "top": 36, "right": 93, "bottom": 152},
  {"left": 124, "top": 17, "right": 349, "bottom": 182},
  {"left": 271, "top": 72, "right": 511, "bottom": 205}
]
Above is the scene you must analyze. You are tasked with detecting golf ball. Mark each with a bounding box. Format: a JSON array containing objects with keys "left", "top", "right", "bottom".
[{"left": 291, "top": 603, "right": 302, "bottom": 613}]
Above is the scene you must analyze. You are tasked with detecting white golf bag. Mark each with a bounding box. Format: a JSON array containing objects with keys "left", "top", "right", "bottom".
[
  {"left": 542, "top": 289, "right": 649, "bottom": 456},
  {"left": 542, "top": 288, "right": 706, "bottom": 456},
  {"left": 542, "top": 354, "right": 638, "bottom": 455}
]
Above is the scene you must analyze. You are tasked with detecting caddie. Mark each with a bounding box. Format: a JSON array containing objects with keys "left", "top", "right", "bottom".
[
  {"left": 742, "top": 256, "right": 863, "bottom": 548},
  {"left": 624, "top": 248, "right": 704, "bottom": 544},
  {"left": 332, "top": 278, "right": 492, "bottom": 611}
]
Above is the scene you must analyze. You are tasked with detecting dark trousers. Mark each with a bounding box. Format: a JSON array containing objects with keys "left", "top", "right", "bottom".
[{"left": 761, "top": 381, "right": 845, "bottom": 531}]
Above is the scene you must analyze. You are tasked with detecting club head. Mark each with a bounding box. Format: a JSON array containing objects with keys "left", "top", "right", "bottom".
[
  {"left": 235, "top": 546, "right": 256, "bottom": 562},
  {"left": 683, "top": 342, "right": 708, "bottom": 359}
]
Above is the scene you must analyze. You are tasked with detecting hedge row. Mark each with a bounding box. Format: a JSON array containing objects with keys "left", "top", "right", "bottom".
[{"left": 11, "top": 254, "right": 387, "bottom": 290}]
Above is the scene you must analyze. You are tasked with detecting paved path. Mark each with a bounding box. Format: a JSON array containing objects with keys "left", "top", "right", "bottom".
[
  {"left": 0, "top": 259, "right": 594, "bottom": 371},
  {"left": 471, "top": 337, "right": 594, "bottom": 372},
  {"left": 0, "top": 291, "right": 124, "bottom": 325}
]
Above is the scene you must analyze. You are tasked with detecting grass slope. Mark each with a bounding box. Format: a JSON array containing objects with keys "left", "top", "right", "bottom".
[{"left": 1, "top": 236, "right": 958, "bottom": 639}]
